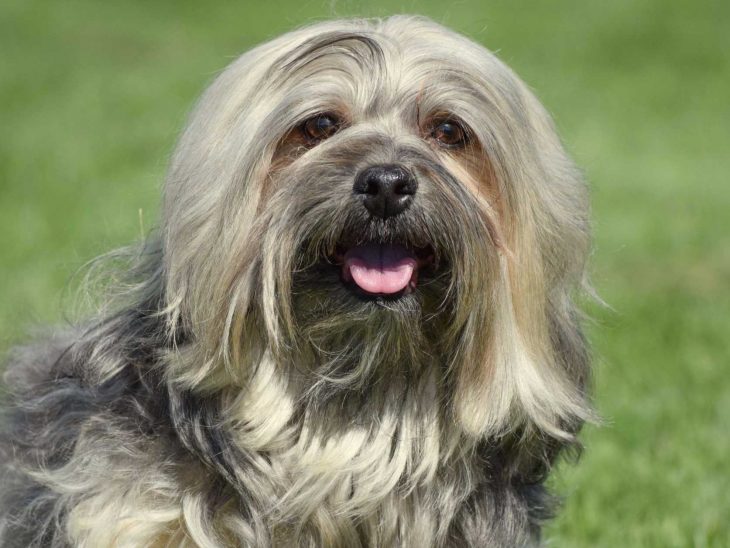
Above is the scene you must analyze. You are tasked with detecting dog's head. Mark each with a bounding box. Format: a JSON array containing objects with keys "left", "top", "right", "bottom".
[{"left": 160, "top": 17, "right": 592, "bottom": 439}]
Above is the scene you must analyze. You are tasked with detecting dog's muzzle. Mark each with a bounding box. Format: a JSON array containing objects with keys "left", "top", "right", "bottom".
[{"left": 335, "top": 164, "right": 432, "bottom": 296}]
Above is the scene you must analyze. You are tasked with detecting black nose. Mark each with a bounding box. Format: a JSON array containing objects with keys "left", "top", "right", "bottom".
[{"left": 353, "top": 164, "right": 418, "bottom": 219}]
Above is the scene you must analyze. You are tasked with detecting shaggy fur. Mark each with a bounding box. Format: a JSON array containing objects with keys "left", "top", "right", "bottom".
[{"left": 0, "top": 16, "right": 594, "bottom": 547}]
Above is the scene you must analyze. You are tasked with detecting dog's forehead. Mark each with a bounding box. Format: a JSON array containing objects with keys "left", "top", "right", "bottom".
[{"left": 269, "top": 27, "right": 493, "bottom": 119}]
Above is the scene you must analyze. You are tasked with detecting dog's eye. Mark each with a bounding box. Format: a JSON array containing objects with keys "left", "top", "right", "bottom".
[
  {"left": 431, "top": 120, "right": 467, "bottom": 147},
  {"left": 302, "top": 114, "right": 341, "bottom": 143}
]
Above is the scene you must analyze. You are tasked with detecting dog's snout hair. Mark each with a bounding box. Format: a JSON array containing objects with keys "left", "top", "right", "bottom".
[{"left": 1, "top": 15, "right": 595, "bottom": 548}]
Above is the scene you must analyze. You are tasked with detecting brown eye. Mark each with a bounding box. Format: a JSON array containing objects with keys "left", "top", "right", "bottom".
[
  {"left": 431, "top": 120, "right": 467, "bottom": 147},
  {"left": 302, "top": 113, "right": 341, "bottom": 143}
]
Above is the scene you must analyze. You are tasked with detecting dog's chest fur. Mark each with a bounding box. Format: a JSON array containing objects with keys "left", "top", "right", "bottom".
[
  {"left": 163, "top": 357, "right": 543, "bottom": 547},
  {"left": 1, "top": 342, "right": 544, "bottom": 548}
]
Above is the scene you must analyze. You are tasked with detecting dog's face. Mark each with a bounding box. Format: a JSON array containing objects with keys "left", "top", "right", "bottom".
[
  {"left": 264, "top": 38, "right": 505, "bottom": 391},
  {"left": 162, "top": 17, "right": 592, "bottom": 438}
]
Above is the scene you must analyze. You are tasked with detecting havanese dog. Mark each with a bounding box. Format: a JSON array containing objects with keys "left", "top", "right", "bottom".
[{"left": 0, "top": 15, "right": 594, "bottom": 548}]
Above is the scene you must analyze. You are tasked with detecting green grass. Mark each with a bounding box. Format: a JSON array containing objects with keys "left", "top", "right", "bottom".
[{"left": 1, "top": 0, "right": 728, "bottom": 545}]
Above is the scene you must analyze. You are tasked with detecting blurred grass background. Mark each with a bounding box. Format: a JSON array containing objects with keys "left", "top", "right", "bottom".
[{"left": 1, "top": 0, "right": 728, "bottom": 545}]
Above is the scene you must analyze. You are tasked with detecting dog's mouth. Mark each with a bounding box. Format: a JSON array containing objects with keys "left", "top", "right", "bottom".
[{"left": 333, "top": 242, "right": 435, "bottom": 297}]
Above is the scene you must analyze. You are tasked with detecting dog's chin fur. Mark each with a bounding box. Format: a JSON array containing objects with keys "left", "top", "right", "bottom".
[{"left": 0, "top": 16, "right": 594, "bottom": 547}]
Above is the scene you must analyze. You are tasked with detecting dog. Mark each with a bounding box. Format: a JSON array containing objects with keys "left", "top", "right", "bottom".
[{"left": 0, "top": 16, "right": 594, "bottom": 547}]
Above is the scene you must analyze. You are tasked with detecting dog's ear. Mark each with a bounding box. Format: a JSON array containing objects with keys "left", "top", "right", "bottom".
[
  {"left": 158, "top": 41, "right": 293, "bottom": 388},
  {"left": 452, "top": 71, "right": 594, "bottom": 441}
]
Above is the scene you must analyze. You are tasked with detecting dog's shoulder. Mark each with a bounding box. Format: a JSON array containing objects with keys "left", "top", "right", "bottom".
[
  {"left": 0, "top": 330, "right": 83, "bottom": 546},
  {"left": 0, "top": 327, "right": 181, "bottom": 547}
]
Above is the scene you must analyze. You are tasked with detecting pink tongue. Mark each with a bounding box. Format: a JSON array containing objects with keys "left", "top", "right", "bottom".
[{"left": 344, "top": 244, "right": 416, "bottom": 295}]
